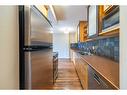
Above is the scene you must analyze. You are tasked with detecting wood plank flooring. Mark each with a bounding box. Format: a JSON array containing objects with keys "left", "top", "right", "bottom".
[
  {"left": 51, "top": 59, "right": 82, "bottom": 90},
  {"left": 32, "top": 56, "right": 82, "bottom": 90}
]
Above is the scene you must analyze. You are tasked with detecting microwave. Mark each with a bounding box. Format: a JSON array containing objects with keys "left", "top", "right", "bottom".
[{"left": 102, "top": 6, "right": 119, "bottom": 30}]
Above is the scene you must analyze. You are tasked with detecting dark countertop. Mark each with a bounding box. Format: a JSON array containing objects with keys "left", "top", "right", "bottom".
[{"left": 71, "top": 48, "right": 119, "bottom": 89}]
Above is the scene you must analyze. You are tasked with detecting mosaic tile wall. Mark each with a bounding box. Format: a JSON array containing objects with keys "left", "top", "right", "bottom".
[
  {"left": 70, "top": 43, "right": 78, "bottom": 48},
  {"left": 70, "top": 36, "right": 119, "bottom": 62}
]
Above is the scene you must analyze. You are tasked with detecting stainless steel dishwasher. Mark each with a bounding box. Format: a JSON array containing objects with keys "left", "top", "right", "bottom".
[{"left": 88, "top": 65, "right": 112, "bottom": 89}]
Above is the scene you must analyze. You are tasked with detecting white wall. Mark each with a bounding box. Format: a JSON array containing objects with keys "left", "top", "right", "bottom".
[
  {"left": 120, "top": 6, "right": 127, "bottom": 89},
  {"left": 53, "top": 33, "right": 69, "bottom": 58},
  {"left": 0, "top": 6, "right": 19, "bottom": 89},
  {"left": 69, "top": 32, "right": 77, "bottom": 43}
]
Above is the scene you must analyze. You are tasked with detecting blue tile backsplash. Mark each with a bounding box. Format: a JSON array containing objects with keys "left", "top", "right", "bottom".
[{"left": 70, "top": 36, "right": 119, "bottom": 62}]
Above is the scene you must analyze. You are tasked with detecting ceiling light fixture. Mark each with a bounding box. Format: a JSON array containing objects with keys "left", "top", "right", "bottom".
[
  {"left": 64, "top": 28, "right": 69, "bottom": 34},
  {"left": 50, "top": 31, "right": 53, "bottom": 34},
  {"left": 59, "top": 27, "right": 74, "bottom": 33}
]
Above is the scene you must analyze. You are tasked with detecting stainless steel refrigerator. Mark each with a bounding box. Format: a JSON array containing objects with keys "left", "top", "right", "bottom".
[{"left": 19, "top": 5, "right": 53, "bottom": 89}]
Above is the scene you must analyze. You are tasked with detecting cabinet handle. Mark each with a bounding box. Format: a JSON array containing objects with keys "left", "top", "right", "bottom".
[
  {"left": 93, "top": 73, "right": 109, "bottom": 88},
  {"left": 93, "top": 73, "right": 101, "bottom": 85}
]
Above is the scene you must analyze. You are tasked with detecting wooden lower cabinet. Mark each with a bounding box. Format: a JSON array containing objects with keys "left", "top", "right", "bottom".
[
  {"left": 70, "top": 50, "right": 76, "bottom": 66},
  {"left": 73, "top": 51, "right": 113, "bottom": 89},
  {"left": 75, "top": 53, "right": 88, "bottom": 89}
]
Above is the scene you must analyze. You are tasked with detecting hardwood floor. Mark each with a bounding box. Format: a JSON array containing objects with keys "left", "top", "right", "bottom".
[
  {"left": 51, "top": 59, "right": 83, "bottom": 90},
  {"left": 32, "top": 55, "right": 82, "bottom": 90}
]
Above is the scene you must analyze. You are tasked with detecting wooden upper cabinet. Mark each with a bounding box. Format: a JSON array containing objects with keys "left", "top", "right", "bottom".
[
  {"left": 98, "top": 6, "right": 104, "bottom": 33},
  {"left": 78, "top": 21, "right": 88, "bottom": 42},
  {"left": 98, "top": 5, "right": 119, "bottom": 36}
]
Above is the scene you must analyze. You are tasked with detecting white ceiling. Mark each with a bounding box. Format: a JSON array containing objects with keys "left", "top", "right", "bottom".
[{"left": 52, "top": 5, "right": 88, "bottom": 33}]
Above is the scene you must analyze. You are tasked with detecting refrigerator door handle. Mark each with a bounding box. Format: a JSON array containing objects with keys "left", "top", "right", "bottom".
[{"left": 23, "top": 47, "right": 32, "bottom": 51}]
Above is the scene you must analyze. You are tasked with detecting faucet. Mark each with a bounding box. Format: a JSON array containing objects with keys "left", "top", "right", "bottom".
[
  {"left": 87, "top": 46, "right": 97, "bottom": 55},
  {"left": 85, "top": 48, "right": 92, "bottom": 55},
  {"left": 92, "top": 46, "right": 96, "bottom": 54}
]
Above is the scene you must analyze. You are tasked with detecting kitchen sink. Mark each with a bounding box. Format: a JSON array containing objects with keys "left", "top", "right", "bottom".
[{"left": 78, "top": 51, "right": 93, "bottom": 56}]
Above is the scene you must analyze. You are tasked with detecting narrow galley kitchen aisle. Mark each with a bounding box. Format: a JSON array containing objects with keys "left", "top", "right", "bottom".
[{"left": 52, "top": 59, "right": 82, "bottom": 90}]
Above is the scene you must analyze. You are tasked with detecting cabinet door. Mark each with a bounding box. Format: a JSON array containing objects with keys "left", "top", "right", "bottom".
[
  {"left": 75, "top": 53, "right": 80, "bottom": 76},
  {"left": 78, "top": 58, "right": 88, "bottom": 89},
  {"left": 78, "top": 21, "right": 87, "bottom": 42},
  {"left": 75, "top": 53, "right": 88, "bottom": 89}
]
